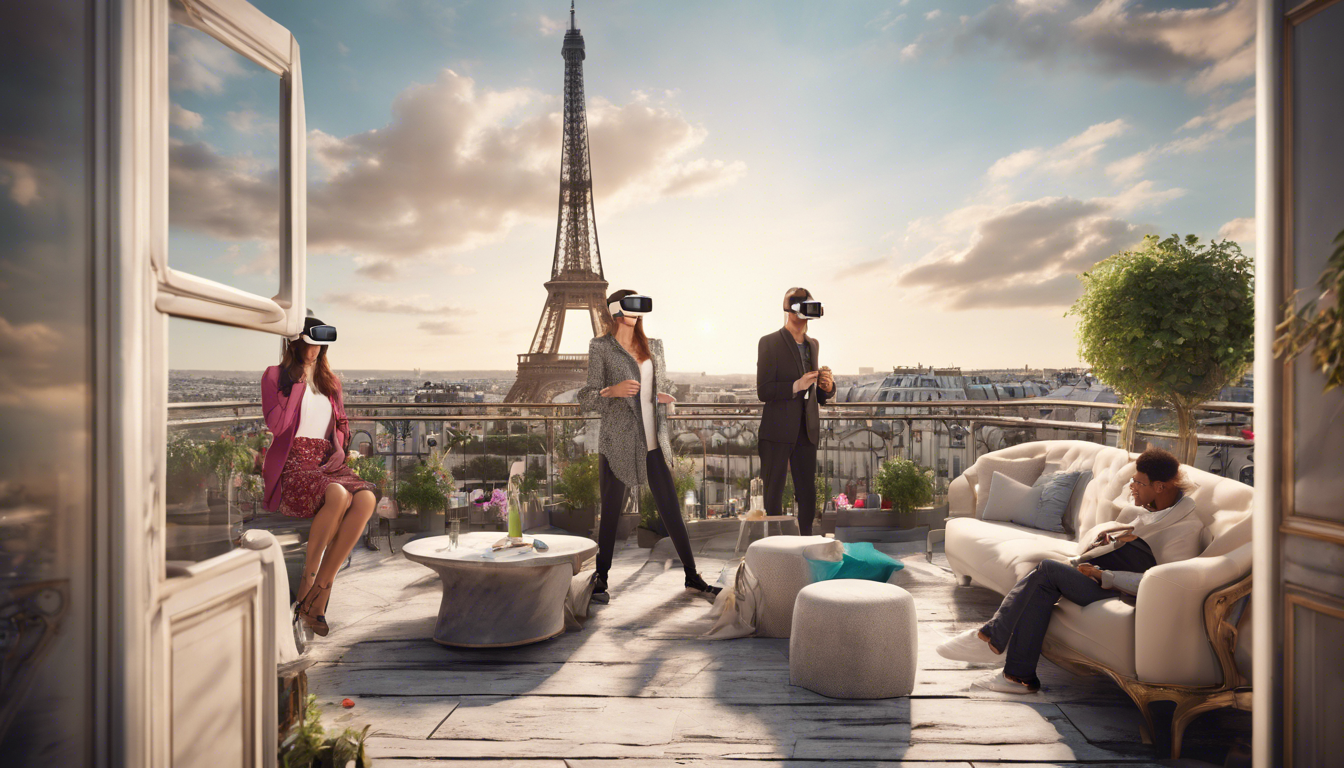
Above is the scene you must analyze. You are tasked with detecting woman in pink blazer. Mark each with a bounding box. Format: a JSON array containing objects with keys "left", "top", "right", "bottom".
[{"left": 261, "top": 317, "right": 375, "bottom": 636}]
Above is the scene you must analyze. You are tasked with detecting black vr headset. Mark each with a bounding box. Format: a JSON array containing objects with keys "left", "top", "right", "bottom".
[
  {"left": 790, "top": 300, "right": 824, "bottom": 320},
  {"left": 608, "top": 294, "right": 652, "bottom": 317}
]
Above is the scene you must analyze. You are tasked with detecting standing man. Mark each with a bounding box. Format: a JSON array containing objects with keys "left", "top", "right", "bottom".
[{"left": 756, "top": 287, "right": 834, "bottom": 535}]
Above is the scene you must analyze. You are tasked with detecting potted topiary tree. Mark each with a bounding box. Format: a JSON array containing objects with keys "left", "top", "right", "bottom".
[
  {"left": 1070, "top": 234, "right": 1254, "bottom": 461},
  {"left": 853, "top": 457, "right": 939, "bottom": 535}
]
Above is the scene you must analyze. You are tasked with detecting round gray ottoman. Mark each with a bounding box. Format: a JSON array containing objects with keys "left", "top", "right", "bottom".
[
  {"left": 744, "top": 535, "right": 832, "bottom": 638},
  {"left": 789, "top": 579, "right": 918, "bottom": 699}
]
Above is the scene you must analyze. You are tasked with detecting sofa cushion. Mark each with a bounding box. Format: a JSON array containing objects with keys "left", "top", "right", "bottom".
[
  {"left": 982, "top": 472, "right": 1044, "bottom": 527},
  {"left": 945, "top": 517, "right": 1075, "bottom": 594},
  {"left": 1046, "top": 597, "right": 1137, "bottom": 679},
  {"left": 1032, "top": 470, "right": 1084, "bottom": 534},
  {"left": 973, "top": 455, "right": 1047, "bottom": 518},
  {"left": 1060, "top": 470, "right": 1092, "bottom": 536}
]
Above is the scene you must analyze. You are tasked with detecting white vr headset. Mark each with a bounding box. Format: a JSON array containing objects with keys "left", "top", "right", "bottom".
[
  {"left": 608, "top": 294, "right": 652, "bottom": 317},
  {"left": 790, "top": 300, "right": 824, "bottom": 320}
]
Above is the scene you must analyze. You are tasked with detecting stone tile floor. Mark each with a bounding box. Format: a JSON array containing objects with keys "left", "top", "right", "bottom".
[{"left": 305, "top": 530, "right": 1251, "bottom": 767}]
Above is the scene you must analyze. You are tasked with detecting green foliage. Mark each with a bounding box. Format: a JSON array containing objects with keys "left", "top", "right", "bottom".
[
  {"left": 1277, "top": 228, "right": 1344, "bottom": 391},
  {"left": 517, "top": 464, "right": 546, "bottom": 496},
  {"left": 463, "top": 455, "right": 508, "bottom": 482},
  {"left": 395, "top": 459, "right": 454, "bottom": 514},
  {"left": 815, "top": 473, "right": 832, "bottom": 511},
  {"left": 782, "top": 476, "right": 794, "bottom": 512},
  {"left": 555, "top": 453, "right": 601, "bottom": 512},
  {"left": 640, "top": 455, "right": 697, "bottom": 532},
  {"left": 1069, "top": 234, "right": 1254, "bottom": 456},
  {"left": 166, "top": 434, "right": 209, "bottom": 503},
  {"left": 202, "top": 433, "right": 255, "bottom": 491},
  {"left": 279, "top": 695, "right": 372, "bottom": 768},
  {"left": 873, "top": 457, "right": 935, "bottom": 515},
  {"left": 347, "top": 454, "right": 389, "bottom": 491}
]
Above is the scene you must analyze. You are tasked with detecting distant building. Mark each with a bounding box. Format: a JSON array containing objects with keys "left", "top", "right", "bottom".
[{"left": 858, "top": 367, "right": 874, "bottom": 375}]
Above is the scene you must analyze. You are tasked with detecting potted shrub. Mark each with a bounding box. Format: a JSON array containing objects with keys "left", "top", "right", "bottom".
[
  {"left": 165, "top": 434, "right": 210, "bottom": 511},
  {"left": 203, "top": 432, "right": 255, "bottom": 516},
  {"left": 394, "top": 455, "right": 453, "bottom": 531},
  {"left": 1070, "top": 234, "right": 1254, "bottom": 460},
  {"left": 872, "top": 457, "right": 936, "bottom": 527},
  {"left": 551, "top": 454, "right": 600, "bottom": 535}
]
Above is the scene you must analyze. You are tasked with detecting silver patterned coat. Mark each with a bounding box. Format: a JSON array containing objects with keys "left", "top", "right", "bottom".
[{"left": 577, "top": 334, "right": 674, "bottom": 488}]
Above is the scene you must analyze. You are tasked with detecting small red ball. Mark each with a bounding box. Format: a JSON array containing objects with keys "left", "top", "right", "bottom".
[{"left": 341, "top": 698, "right": 355, "bottom": 709}]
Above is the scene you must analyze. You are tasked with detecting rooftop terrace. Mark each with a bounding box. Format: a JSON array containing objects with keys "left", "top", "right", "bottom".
[{"left": 303, "top": 531, "right": 1251, "bottom": 766}]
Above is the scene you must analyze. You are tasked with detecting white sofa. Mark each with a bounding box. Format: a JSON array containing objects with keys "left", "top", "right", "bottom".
[{"left": 945, "top": 440, "right": 1253, "bottom": 756}]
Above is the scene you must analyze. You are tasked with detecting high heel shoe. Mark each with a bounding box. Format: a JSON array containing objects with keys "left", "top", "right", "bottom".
[
  {"left": 295, "top": 581, "right": 332, "bottom": 637},
  {"left": 685, "top": 573, "right": 722, "bottom": 596}
]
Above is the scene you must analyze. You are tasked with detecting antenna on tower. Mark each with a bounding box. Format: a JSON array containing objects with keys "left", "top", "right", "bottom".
[{"left": 570, "top": 1, "right": 576, "bottom": 31}]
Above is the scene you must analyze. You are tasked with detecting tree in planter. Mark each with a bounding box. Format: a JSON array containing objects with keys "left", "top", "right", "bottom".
[
  {"left": 1069, "top": 234, "right": 1254, "bottom": 462},
  {"left": 394, "top": 459, "right": 454, "bottom": 517},
  {"left": 873, "top": 457, "right": 935, "bottom": 516},
  {"left": 554, "top": 454, "right": 601, "bottom": 513}
]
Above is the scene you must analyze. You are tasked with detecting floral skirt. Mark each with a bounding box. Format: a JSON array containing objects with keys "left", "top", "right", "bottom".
[{"left": 279, "top": 437, "right": 375, "bottom": 519}]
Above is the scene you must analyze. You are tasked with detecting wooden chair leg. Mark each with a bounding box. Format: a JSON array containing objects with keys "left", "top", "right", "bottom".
[{"left": 1170, "top": 692, "right": 1233, "bottom": 759}]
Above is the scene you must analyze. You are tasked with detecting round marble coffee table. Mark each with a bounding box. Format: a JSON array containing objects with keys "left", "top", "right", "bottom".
[{"left": 402, "top": 532, "right": 597, "bottom": 648}]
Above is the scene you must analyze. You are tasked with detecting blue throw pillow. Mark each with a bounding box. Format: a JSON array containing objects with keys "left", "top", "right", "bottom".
[
  {"left": 1031, "top": 471, "right": 1083, "bottom": 533},
  {"left": 806, "top": 542, "right": 903, "bottom": 583}
]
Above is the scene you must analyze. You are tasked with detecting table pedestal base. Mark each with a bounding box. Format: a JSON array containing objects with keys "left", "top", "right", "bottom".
[{"left": 427, "top": 561, "right": 573, "bottom": 648}]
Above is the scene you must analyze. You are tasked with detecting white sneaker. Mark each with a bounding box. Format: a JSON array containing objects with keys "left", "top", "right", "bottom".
[
  {"left": 935, "top": 629, "right": 1003, "bottom": 664},
  {"left": 971, "top": 669, "right": 1040, "bottom": 694}
]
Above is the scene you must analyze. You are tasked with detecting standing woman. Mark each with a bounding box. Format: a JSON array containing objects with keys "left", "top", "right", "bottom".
[
  {"left": 578, "top": 290, "right": 721, "bottom": 601},
  {"left": 261, "top": 317, "right": 377, "bottom": 636}
]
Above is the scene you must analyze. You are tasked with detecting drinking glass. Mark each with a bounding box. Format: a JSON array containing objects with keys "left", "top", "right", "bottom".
[{"left": 449, "top": 519, "right": 461, "bottom": 550}]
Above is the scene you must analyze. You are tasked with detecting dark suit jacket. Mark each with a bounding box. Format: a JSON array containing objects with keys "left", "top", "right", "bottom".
[{"left": 757, "top": 328, "right": 831, "bottom": 445}]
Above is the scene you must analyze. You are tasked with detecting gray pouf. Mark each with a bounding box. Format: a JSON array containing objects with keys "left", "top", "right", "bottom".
[
  {"left": 789, "top": 579, "right": 918, "bottom": 699},
  {"left": 744, "top": 535, "right": 832, "bottom": 637}
]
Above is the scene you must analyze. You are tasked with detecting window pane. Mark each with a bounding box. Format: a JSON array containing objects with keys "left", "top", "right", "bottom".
[{"left": 167, "top": 16, "right": 281, "bottom": 294}]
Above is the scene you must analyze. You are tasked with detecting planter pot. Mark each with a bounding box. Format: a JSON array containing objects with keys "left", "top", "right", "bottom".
[
  {"left": 549, "top": 505, "right": 597, "bottom": 537},
  {"left": 614, "top": 513, "right": 640, "bottom": 541},
  {"left": 636, "top": 527, "right": 665, "bottom": 549}
]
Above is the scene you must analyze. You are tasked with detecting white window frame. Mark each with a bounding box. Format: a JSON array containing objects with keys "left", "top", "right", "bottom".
[{"left": 152, "top": 0, "right": 306, "bottom": 336}]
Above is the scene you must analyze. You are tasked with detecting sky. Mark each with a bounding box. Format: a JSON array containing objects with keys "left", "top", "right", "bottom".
[{"left": 162, "top": 0, "right": 1257, "bottom": 375}]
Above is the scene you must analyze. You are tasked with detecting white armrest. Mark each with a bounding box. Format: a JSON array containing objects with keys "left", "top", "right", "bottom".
[
  {"left": 948, "top": 474, "right": 976, "bottom": 518},
  {"left": 1133, "top": 543, "right": 1251, "bottom": 687}
]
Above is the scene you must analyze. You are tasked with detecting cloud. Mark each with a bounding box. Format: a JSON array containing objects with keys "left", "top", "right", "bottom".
[
  {"left": 321, "top": 291, "right": 475, "bottom": 317},
  {"left": 900, "top": 42, "right": 921, "bottom": 61},
  {"left": 1218, "top": 217, "right": 1254, "bottom": 245},
  {"left": 899, "top": 183, "right": 1182, "bottom": 309},
  {"left": 1106, "top": 90, "right": 1253, "bottom": 182},
  {"left": 169, "top": 24, "right": 249, "bottom": 93},
  {"left": 166, "top": 70, "right": 743, "bottom": 280},
  {"left": 957, "top": 0, "right": 1254, "bottom": 94},
  {"left": 418, "top": 320, "right": 464, "bottom": 335},
  {"left": 925, "top": 10, "right": 942, "bottom": 20},
  {"left": 337, "top": 41, "right": 350, "bottom": 56},
  {"left": 538, "top": 14, "right": 566, "bottom": 35},
  {"left": 226, "top": 109, "right": 271, "bottom": 134},
  {"left": 171, "top": 103, "right": 205, "bottom": 130},
  {"left": 0, "top": 315, "right": 87, "bottom": 414},
  {"left": 835, "top": 258, "right": 892, "bottom": 280},
  {"left": 1181, "top": 89, "right": 1255, "bottom": 132},
  {"left": 986, "top": 119, "right": 1129, "bottom": 181}
]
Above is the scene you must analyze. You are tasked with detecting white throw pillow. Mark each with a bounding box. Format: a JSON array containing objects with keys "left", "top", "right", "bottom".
[
  {"left": 974, "top": 455, "right": 1047, "bottom": 518},
  {"left": 981, "top": 471, "right": 1045, "bottom": 527}
]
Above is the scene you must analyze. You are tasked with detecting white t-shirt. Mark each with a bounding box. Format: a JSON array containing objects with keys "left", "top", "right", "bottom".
[
  {"left": 639, "top": 357, "right": 656, "bottom": 451},
  {"left": 295, "top": 382, "right": 334, "bottom": 440}
]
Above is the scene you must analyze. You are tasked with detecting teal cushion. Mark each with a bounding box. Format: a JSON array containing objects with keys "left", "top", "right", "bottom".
[
  {"left": 806, "top": 542, "right": 903, "bottom": 583},
  {"left": 1031, "top": 470, "right": 1084, "bottom": 533}
]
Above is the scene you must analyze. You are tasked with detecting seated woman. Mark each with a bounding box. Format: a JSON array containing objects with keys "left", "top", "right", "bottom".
[{"left": 936, "top": 447, "right": 1202, "bottom": 693}]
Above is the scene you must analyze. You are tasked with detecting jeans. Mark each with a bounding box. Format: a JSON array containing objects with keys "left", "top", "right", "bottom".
[
  {"left": 980, "top": 559, "right": 1120, "bottom": 681},
  {"left": 596, "top": 447, "right": 698, "bottom": 579}
]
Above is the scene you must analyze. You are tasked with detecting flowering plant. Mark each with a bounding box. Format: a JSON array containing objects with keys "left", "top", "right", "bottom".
[
  {"left": 833, "top": 493, "right": 850, "bottom": 508},
  {"left": 487, "top": 489, "right": 509, "bottom": 521}
]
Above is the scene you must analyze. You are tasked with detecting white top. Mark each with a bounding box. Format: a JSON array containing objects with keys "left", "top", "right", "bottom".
[
  {"left": 639, "top": 357, "right": 656, "bottom": 451},
  {"left": 295, "top": 383, "right": 333, "bottom": 440}
]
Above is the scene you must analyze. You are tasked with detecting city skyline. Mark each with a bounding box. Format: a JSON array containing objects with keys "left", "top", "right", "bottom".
[{"left": 166, "top": 0, "right": 1256, "bottom": 375}]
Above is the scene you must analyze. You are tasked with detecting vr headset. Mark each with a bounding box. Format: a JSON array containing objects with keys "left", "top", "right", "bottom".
[
  {"left": 789, "top": 300, "right": 824, "bottom": 320},
  {"left": 608, "top": 294, "right": 652, "bottom": 318},
  {"left": 293, "top": 318, "right": 338, "bottom": 345}
]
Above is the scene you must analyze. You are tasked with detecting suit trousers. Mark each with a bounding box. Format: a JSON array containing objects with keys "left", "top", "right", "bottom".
[
  {"left": 597, "top": 447, "right": 698, "bottom": 579},
  {"left": 980, "top": 542, "right": 1157, "bottom": 681},
  {"left": 758, "top": 435, "right": 818, "bottom": 535}
]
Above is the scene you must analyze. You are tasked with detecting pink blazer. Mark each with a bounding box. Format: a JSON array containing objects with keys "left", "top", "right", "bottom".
[{"left": 260, "top": 365, "right": 351, "bottom": 512}]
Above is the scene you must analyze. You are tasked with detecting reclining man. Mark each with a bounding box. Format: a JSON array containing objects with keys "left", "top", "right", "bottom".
[{"left": 936, "top": 447, "right": 1203, "bottom": 693}]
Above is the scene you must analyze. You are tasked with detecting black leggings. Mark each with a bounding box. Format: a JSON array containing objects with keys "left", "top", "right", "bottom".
[{"left": 597, "top": 447, "right": 698, "bottom": 578}]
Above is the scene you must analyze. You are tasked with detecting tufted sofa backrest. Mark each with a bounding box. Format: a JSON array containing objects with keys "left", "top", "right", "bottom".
[{"left": 956, "top": 440, "right": 1254, "bottom": 552}]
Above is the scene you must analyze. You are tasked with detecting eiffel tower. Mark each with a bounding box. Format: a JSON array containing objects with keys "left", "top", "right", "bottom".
[{"left": 505, "top": 2, "right": 608, "bottom": 403}]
